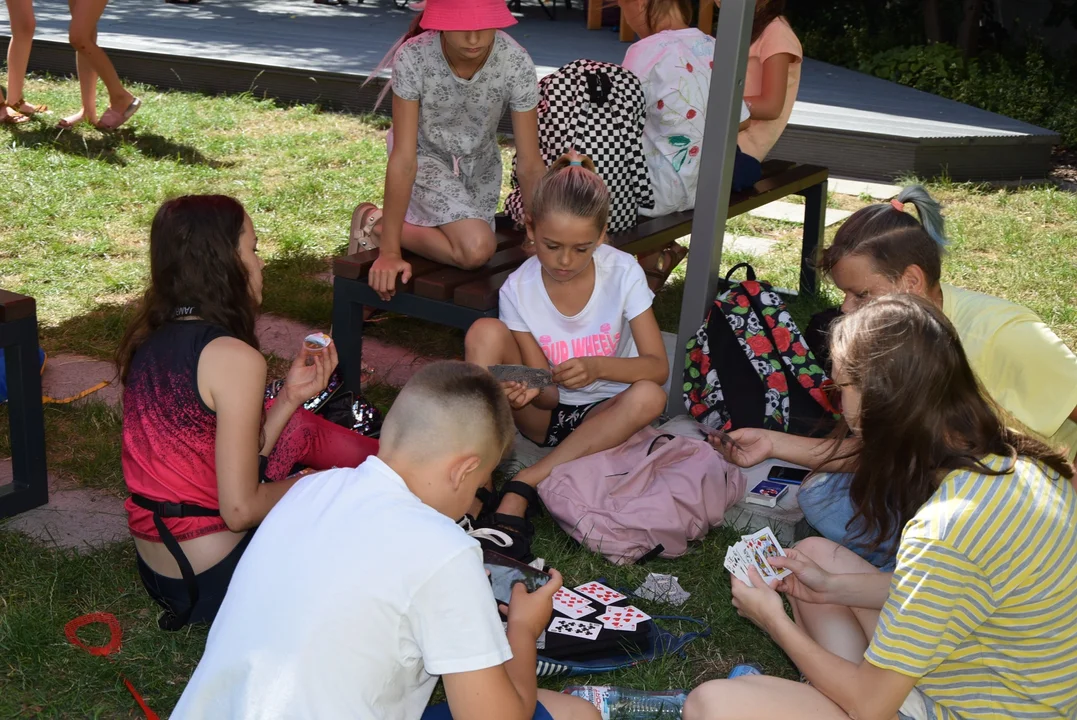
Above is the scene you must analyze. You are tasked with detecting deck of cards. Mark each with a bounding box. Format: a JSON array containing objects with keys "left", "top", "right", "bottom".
[
  {"left": 489, "top": 364, "right": 553, "bottom": 390},
  {"left": 724, "top": 527, "right": 791, "bottom": 587},
  {"left": 545, "top": 581, "right": 652, "bottom": 641}
]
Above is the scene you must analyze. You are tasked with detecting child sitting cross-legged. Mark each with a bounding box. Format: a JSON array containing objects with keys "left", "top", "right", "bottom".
[
  {"left": 464, "top": 152, "right": 669, "bottom": 560},
  {"left": 171, "top": 361, "right": 600, "bottom": 720}
]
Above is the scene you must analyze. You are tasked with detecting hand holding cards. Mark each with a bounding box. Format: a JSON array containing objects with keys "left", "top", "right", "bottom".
[{"left": 724, "top": 527, "right": 791, "bottom": 587}]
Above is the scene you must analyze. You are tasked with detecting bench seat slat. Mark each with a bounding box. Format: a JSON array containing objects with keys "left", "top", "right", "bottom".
[{"left": 414, "top": 245, "right": 530, "bottom": 301}]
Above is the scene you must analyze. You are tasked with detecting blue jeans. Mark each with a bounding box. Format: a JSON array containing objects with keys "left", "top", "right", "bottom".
[
  {"left": 798, "top": 473, "right": 898, "bottom": 571},
  {"left": 422, "top": 702, "right": 553, "bottom": 720}
]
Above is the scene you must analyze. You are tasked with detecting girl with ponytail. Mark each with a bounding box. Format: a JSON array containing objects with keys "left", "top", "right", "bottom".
[
  {"left": 710, "top": 185, "right": 1077, "bottom": 569},
  {"left": 463, "top": 152, "right": 669, "bottom": 560}
]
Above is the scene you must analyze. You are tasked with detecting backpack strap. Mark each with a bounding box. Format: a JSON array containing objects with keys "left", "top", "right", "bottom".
[
  {"left": 725, "top": 262, "right": 757, "bottom": 282},
  {"left": 646, "top": 434, "right": 676, "bottom": 455}
]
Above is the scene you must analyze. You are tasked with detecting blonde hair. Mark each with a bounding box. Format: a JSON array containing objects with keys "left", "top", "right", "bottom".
[{"left": 530, "top": 151, "right": 610, "bottom": 232}]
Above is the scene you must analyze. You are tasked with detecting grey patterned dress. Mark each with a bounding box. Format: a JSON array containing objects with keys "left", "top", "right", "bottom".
[{"left": 391, "top": 31, "right": 539, "bottom": 227}]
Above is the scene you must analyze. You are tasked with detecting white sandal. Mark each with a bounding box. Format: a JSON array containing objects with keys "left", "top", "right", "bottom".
[{"left": 349, "top": 203, "right": 383, "bottom": 255}]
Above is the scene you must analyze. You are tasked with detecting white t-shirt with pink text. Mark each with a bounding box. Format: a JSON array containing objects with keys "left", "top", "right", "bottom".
[{"left": 499, "top": 244, "right": 655, "bottom": 406}]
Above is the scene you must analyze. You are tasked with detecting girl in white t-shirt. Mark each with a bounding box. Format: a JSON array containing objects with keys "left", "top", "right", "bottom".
[{"left": 464, "top": 152, "right": 670, "bottom": 559}]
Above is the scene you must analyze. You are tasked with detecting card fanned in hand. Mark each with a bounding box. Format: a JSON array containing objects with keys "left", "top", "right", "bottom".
[{"left": 724, "top": 526, "right": 791, "bottom": 586}]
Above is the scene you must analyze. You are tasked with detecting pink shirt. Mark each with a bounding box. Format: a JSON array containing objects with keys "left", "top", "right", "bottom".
[{"left": 738, "top": 17, "right": 802, "bottom": 161}]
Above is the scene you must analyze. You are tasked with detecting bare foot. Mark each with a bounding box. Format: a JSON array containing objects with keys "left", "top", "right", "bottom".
[
  {"left": 10, "top": 99, "right": 48, "bottom": 116},
  {"left": 58, "top": 109, "right": 92, "bottom": 129}
]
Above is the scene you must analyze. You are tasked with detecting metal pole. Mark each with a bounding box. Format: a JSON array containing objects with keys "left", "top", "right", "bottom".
[{"left": 665, "top": 0, "right": 755, "bottom": 416}]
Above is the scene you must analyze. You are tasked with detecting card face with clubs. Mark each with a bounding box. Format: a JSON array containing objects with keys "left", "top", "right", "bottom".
[
  {"left": 724, "top": 546, "right": 751, "bottom": 585},
  {"left": 547, "top": 618, "right": 602, "bottom": 640},
  {"left": 489, "top": 364, "right": 553, "bottom": 390},
  {"left": 575, "top": 581, "right": 627, "bottom": 605},
  {"left": 596, "top": 605, "right": 650, "bottom": 631},
  {"left": 553, "top": 587, "right": 595, "bottom": 619}
]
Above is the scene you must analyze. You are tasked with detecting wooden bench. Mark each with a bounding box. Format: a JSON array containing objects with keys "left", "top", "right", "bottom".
[
  {"left": 332, "top": 160, "right": 828, "bottom": 393},
  {"left": 0, "top": 289, "right": 48, "bottom": 519}
]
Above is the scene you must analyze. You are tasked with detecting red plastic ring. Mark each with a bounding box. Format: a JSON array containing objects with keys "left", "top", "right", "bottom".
[{"left": 64, "top": 612, "right": 122, "bottom": 657}]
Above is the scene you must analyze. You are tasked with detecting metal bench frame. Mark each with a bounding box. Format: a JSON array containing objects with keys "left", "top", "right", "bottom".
[{"left": 0, "top": 290, "right": 49, "bottom": 519}]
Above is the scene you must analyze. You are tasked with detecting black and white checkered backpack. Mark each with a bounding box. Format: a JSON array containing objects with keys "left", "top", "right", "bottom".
[{"left": 506, "top": 59, "right": 654, "bottom": 233}]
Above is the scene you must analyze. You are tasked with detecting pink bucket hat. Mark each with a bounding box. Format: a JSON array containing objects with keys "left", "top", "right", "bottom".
[{"left": 419, "top": 0, "right": 518, "bottom": 31}]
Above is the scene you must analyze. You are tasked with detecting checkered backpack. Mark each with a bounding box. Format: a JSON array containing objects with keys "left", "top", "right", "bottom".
[{"left": 505, "top": 60, "right": 654, "bottom": 233}]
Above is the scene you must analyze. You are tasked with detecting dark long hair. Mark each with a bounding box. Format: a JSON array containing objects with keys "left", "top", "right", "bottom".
[
  {"left": 819, "top": 185, "right": 948, "bottom": 288},
  {"left": 752, "top": 0, "right": 788, "bottom": 42},
  {"left": 828, "top": 294, "right": 1074, "bottom": 550},
  {"left": 117, "top": 195, "right": 259, "bottom": 384}
]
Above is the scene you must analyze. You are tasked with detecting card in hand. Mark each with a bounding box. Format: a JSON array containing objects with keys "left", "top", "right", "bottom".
[
  {"left": 742, "top": 527, "right": 791, "bottom": 580},
  {"left": 575, "top": 581, "right": 627, "bottom": 605},
  {"left": 547, "top": 618, "right": 602, "bottom": 640},
  {"left": 489, "top": 365, "right": 553, "bottom": 390},
  {"left": 553, "top": 587, "right": 595, "bottom": 619}
]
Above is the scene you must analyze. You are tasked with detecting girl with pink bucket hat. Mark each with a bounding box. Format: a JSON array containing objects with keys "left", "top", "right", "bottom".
[{"left": 352, "top": 0, "right": 546, "bottom": 303}]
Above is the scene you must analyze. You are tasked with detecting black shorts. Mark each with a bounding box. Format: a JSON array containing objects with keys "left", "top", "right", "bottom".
[
  {"left": 136, "top": 529, "right": 256, "bottom": 626},
  {"left": 542, "top": 401, "right": 602, "bottom": 448}
]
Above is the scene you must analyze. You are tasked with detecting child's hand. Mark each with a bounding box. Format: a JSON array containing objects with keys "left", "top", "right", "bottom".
[
  {"left": 369, "top": 253, "right": 413, "bottom": 301},
  {"left": 499, "top": 569, "right": 563, "bottom": 642},
  {"left": 552, "top": 358, "right": 599, "bottom": 389},
  {"left": 281, "top": 340, "right": 338, "bottom": 407},
  {"left": 501, "top": 381, "right": 540, "bottom": 410}
]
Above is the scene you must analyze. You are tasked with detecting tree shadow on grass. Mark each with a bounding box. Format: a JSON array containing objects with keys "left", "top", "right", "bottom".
[{"left": 2, "top": 123, "right": 232, "bottom": 168}]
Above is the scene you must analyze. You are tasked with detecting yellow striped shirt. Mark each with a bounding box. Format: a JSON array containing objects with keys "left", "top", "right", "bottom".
[{"left": 866, "top": 455, "right": 1077, "bottom": 720}]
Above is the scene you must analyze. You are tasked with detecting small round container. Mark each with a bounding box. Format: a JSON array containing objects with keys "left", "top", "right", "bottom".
[{"left": 303, "top": 333, "right": 331, "bottom": 364}]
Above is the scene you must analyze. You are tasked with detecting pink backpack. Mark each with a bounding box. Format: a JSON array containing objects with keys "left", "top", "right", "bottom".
[{"left": 537, "top": 427, "right": 746, "bottom": 565}]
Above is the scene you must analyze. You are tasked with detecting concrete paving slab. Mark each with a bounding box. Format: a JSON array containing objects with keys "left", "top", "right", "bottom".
[
  {"left": 41, "top": 354, "right": 121, "bottom": 408},
  {"left": 747, "top": 201, "right": 853, "bottom": 227},
  {"left": 829, "top": 177, "right": 902, "bottom": 199}
]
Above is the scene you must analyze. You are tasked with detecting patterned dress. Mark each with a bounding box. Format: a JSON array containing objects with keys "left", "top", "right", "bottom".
[{"left": 391, "top": 31, "right": 539, "bottom": 227}]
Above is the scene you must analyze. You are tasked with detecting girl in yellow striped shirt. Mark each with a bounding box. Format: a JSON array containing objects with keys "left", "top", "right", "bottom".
[{"left": 684, "top": 294, "right": 1077, "bottom": 720}]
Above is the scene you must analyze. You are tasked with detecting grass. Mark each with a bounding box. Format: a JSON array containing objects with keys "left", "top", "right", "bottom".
[{"left": 1, "top": 74, "right": 1076, "bottom": 717}]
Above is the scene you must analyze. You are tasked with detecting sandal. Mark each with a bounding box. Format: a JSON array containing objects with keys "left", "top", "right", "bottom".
[
  {"left": 96, "top": 96, "right": 142, "bottom": 131},
  {"left": 641, "top": 241, "right": 688, "bottom": 293},
  {"left": 472, "top": 513, "right": 535, "bottom": 562},
  {"left": 500, "top": 479, "right": 542, "bottom": 519},
  {"left": 0, "top": 107, "right": 29, "bottom": 125},
  {"left": 5, "top": 99, "right": 47, "bottom": 116},
  {"left": 349, "top": 203, "right": 382, "bottom": 255},
  {"left": 475, "top": 486, "right": 500, "bottom": 521}
]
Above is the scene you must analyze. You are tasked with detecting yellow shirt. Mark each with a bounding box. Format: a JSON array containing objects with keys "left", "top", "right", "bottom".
[
  {"left": 867, "top": 455, "right": 1077, "bottom": 720},
  {"left": 942, "top": 283, "right": 1077, "bottom": 461}
]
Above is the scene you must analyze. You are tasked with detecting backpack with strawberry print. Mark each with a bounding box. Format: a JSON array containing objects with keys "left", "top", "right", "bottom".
[{"left": 683, "top": 263, "right": 841, "bottom": 436}]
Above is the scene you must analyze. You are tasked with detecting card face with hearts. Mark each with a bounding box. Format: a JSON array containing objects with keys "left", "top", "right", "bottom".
[
  {"left": 575, "top": 581, "right": 627, "bottom": 605},
  {"left": 596, "top": 605, "right": 651, "bottom": 631},
  {"left": 547, "top": 618, "right": 602, "bottom": 640},
  {"left": 489, "top": 365, "right": 553, "bottom": 390},
  {"left": 553, "top": 588, "right": 595, "bottom": 619}
]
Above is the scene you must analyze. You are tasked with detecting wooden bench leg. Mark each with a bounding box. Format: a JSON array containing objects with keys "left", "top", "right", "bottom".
[
  {"left": 587, "top": 0, "right": 602, "bottom": 29},
  {"left": 799, "top": 179, "right": 828, "bottom": 297},
  {"left": 0, "top": 315, "right": 48, "bottom": 519},
  {"left": 331, "top": 284, "right": 366, "bottom": 398}
]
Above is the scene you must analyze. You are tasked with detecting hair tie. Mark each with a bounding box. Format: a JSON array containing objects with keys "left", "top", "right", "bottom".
[
  {"left": 890, "top": 198, "right": 905, "bottom": 212},
  {"left": 569, "top": 160, "right": 582, "bottom": 166}
]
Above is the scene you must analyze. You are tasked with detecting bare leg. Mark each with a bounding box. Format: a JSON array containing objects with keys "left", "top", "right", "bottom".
[
  {"left": 400, "top": 218, "right": 496, "bottom": 269},
  {"left": 5, "top": 0, "right": 38, "bottom": 110},
  {"left": 682, "top": 675, "right": 864, "bottom": 720},
  {"left": 537, "top": 689, "right": 602, "bottom": 720},
  {"left": 68, "top": 0, "right": 135, "bottom": 122},
  {"left": 60, "top": 0, "right": 99, "bottom": 127},
  {"left": 683, "top": 537, "right": 890, "bottom": 720}
]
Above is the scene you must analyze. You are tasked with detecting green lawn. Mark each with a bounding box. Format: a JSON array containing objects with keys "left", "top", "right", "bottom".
[{"left": 2, "top": 75, "right": 1076, "bottom": 718}]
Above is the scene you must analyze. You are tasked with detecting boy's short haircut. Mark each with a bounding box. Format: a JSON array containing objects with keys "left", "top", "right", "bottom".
[{"left": 381, "top": 361, "right": 515, "bottom": 460}]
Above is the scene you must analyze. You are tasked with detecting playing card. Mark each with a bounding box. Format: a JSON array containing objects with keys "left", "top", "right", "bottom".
[
  {"left": 575, "top": 581, "right": 627, "bottom": 605},
  {"left": 742, "top": 527, "right": 791, "bottom": 580},
  {"left": 553, "top": 588, "right": 595, "bottom": 619},
  {"left": 724, "top": 546, "right": 750, "bottom": 585},
  {"left": 489, "top": 365, "right": 553, "bottom": 390},
  {"left": 595, "top": 605, "right": 651, "bottom": 631},
  {"left": 547, "top": 618, "right": 602, "bottom": 640}
]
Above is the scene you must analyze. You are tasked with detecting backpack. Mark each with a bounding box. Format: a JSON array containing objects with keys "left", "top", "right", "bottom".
[
  {"left": 505, "top": 59, "right": 654, "bottom": 233},
  {"left": 683, "top": 263, "right": 841, "bottom": 436},
  {"left": 0, "top": 347, "right": 46, "bottom": 404},
  {"left": 537, "top": 427, "right": 746, "bottom": 565}
]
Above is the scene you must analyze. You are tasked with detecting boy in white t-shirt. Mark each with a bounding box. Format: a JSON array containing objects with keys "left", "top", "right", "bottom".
[
  {"left": 464, "top": 154, "right": 670, "bottom": 560},
  {"left": 171, "top": 361, "right": 599, "bottom": 720}
]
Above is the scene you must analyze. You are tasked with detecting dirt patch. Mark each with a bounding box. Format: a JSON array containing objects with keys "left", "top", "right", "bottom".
[{"left": 1050, "top": 147, "right": 1077, "bottom": 186}]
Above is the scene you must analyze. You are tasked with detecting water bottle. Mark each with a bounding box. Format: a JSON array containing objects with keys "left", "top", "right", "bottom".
[
  {"left": 727, "top": 663, "right": 762, "bottom": 679},
  {"left": 564, "top": 685, "right": 688, "bottom": 719}
]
